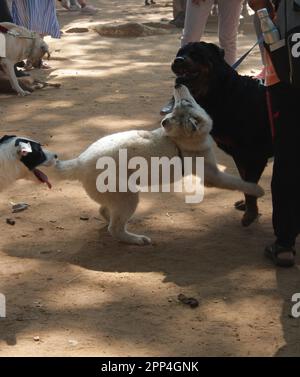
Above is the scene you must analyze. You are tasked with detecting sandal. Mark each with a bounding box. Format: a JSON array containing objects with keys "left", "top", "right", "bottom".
[
  {"left": 265, "top": 243, "right": 296, "bottom": 268},
  {"left": 80, "top": 5, "right": 98, "bottom": 15}
]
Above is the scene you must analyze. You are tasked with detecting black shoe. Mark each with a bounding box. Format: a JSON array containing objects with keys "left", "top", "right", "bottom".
[
  {"left": 170, "top": 12, "right": 185, "bottom": 28},
  {"left": 160, "top": 96, "right": 174, "bottom": 116},
  {"left": 264, "top": 242, "right": 296, "bottom": 268}
]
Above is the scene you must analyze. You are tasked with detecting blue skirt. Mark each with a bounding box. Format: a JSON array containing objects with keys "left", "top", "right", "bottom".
[{"left": 12, "top": 0, "right": 61, "bottom": 38}]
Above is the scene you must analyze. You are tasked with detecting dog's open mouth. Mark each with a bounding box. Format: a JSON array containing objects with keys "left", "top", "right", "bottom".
[
  {"left": 176, "top": 70, "right": 199, "bottom": 79},
  {"left": 33, "top": 168, "right": 52, "bottom": 189},
  {"left": 175, "top": 71, "right": 200, "bottom": 84}
]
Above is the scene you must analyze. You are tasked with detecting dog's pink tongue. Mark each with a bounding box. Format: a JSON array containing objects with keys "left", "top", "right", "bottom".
[{"left": 33, "top": 169, "right": 52, "bottom": 189}]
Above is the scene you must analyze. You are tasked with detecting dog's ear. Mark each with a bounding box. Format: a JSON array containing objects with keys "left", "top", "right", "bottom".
[{"left": 17, "top": 141, "right": 32, "bottom": 157}]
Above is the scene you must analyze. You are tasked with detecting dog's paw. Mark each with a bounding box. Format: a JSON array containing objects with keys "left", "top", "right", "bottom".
[
  {"left": 249, "top": 184, "right": 265, "bottom": 198},
  {"left": 254, "top": 185, "right": 265, "bottom": 198},
  {"left": 117, "top": 232, "right": 152, "bottom": 246},
  {"left": 127, "top": 234, "right": 152, "bottom": 246},
  {"left": 241, "top": 210, "right": 260, "bottom": 227},
  {"left": 135, "top": 235, "right": 152, "bottom": 245},
  {"left": 18, "top": 90, "right": 31, "bottom": 96}
]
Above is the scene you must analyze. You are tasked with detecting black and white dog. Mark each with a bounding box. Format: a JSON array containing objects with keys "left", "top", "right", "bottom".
[{"left": 0, "top": 135, "right": 57, "bottom": 192}]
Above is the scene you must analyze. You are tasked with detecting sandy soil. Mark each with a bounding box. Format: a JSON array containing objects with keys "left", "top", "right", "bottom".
[{"left": 0, "top": 0, "right": 299, "bottom": 357}]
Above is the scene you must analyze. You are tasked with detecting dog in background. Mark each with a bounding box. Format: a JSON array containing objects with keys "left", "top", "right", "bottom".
[
  {"left": 0, "top": 22, "right": 50, "bottom": 96},
  {"left": 172, "top": 41, "right": 273, "bottom": 226},
  {"left": 145, "top": 0, "right": 156, "bottom": 5},
  {"left": 0, "top": 135, "right": 57, "bottom": 192},
  {"left": 54, "top": 85, "right": 264, "bottom": 245},
  {"left": 0, "top": 70, "right": 61, "bottom": 94}
]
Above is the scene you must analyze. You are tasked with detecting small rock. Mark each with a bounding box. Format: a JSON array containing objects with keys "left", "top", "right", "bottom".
[
  {"left": 6, "top": 218, "right": 15, "bottom": 226},
  {"left": 68, "top": 340, "right": 78, "bottom": 346},
  {"left": 80, "top": 215, "right": 89, "bottom": 221},
  {"left": 65, "top": 27, "right": 89, "bottom": 33},
  {"left": 33, "top": 336, "right": 40, "bottom": 342},
  {"left": 178, "top": 294, "right": 199, "bottom": 308},
  {"left": 11, "top": 202, "right": 29, "bottom": 213},
  {"left": 94, "top": 22, "right": 168, "bottom": 38},
  {"left": 143, "top": 22, "right": 176, "bottom": 30}
]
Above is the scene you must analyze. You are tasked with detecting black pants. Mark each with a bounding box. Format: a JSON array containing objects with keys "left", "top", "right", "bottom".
[
  {"left": 0, "top": 0, "right": 13, "bottom": 23},
  {"left": 269, "top": 82, "right": 300, "bottom": 248}
]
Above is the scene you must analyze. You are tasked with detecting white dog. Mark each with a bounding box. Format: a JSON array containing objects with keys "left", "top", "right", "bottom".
[
  {"left": 0, "top": 135, "right": 57, "bottom": 192},
  {"left": 0, "top": 22, "right": 50, "bottom": 96},
  {"left": 55, "top": 85, "right": 264, "bottom": 245}
]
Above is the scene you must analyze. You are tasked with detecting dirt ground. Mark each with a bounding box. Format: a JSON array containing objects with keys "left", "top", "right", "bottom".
[{"left": 0, "top": 0, "right": 299, "bottom": 357}]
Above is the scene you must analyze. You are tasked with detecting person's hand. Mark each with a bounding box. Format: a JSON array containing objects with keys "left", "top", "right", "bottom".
[
  {"left": 248, "top": 0, "right": 268, "bottom": 10},
  {"left": 248, "top": 0, "right": 275, "bottom": 18}
]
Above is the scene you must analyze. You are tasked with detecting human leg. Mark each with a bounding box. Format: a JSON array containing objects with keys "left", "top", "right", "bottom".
[
  {"left": 217, "top": 0, "right": 243, "bottom": 65},
  {"left": 181, "top": 0, "right": 214, "bottom": 47},
  {"left": 266, "top": 83, "right": 300, "bottom": 266}
]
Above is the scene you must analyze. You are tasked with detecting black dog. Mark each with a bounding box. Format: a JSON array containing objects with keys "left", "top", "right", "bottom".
[{"left": 172, "top": 42, "right": 273, "bottom": 226}]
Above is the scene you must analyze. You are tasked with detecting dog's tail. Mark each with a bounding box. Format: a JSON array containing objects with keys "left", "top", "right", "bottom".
[{"left": 55, "top": 159, "right": 80, "bottom": 181}]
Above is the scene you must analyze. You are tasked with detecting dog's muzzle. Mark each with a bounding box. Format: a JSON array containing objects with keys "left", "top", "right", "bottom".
[
  {"left": 16, "top": 139, "right": 47, "bottom": 170},
  {"left": 171, "top": 56, "right": 187, "bottom": 76},
  {"left": 172, "top": 57, "right": 200, "bottom": 85}
]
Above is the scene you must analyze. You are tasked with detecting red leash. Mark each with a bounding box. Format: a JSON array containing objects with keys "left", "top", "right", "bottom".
[{"left": 266, "top": 89, "right": 276, "bottom": 140}]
